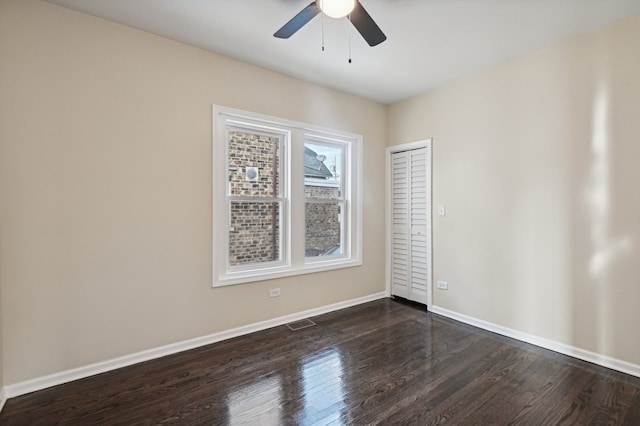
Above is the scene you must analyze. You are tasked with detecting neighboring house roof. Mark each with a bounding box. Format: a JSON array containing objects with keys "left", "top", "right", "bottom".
[{"left": 304, "top": 146, "right": 333, "bottom": 179}]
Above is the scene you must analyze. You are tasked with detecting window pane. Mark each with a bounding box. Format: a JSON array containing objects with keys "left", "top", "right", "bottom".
[
  {"left": 229, "top": 201, "right": 281, "bottom": 266},
  {"left": 305, "top": 202, "right": 342, "bottom": 257},
  {"left": 228, "top": 131, "right": 280, "bottom": 197},
  {"left": 304, "top": 143, "right": 342, "bottom": 200}
]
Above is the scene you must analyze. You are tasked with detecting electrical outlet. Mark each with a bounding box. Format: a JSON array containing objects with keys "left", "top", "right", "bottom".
[
  {"left": 437, "top": 281, "right": 448, "bottom": 290},
  {"left": 269, "top": 288, "right": 281, "bottom": 298}
]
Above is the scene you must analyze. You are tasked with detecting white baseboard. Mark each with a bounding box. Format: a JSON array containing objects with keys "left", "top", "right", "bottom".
[
  {"left": 0, "top": 387, "right": 7, "bottom": 413},
  {"left": 5, "top": 292, "right": 387, "bottom": 399},
  {"left": 430, "top": 305, "right": 640, "bottom": 378}
]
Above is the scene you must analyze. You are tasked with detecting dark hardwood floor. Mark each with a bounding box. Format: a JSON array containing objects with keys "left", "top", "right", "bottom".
[{"left": 2, "top": 298, "right": 640, "bottom": 425}]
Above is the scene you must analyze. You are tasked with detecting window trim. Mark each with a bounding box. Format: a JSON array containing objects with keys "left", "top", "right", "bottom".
[{"left": 212, "top": 105, "right": 363, "bottom": 287}]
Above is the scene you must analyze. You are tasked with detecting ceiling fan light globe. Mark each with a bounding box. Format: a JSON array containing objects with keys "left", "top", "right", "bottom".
[{"left": 318, "top": 0, "right": 356, "bottom": 19}]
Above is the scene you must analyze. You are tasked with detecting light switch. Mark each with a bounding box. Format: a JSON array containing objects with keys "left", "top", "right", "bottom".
[{"left": 438, "top": 205, "right": 446, "bottom": 216}]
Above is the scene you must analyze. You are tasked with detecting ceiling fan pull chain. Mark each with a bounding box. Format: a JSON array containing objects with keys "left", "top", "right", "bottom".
[
  {"left": 348, "top": 13, "right": 352, "bottom": 63},
  {"left": 322, "top": 10, "right": 325, "bottom": 51}
]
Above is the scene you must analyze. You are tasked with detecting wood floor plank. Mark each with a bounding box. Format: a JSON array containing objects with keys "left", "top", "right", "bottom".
[
  {"left": 456, "top": 349, "right": 566, "bottom": 425},
  {"left": 1, "top": 298, "right": 640, "bottom": 425}
]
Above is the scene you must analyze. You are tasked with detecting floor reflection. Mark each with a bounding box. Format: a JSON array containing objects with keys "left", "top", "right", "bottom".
[
  {"left": 227, "top": 376, "right": 283, "bottom": 426},
  {"left": 300, "top": 347, "right": 347, "bottom": 425}
]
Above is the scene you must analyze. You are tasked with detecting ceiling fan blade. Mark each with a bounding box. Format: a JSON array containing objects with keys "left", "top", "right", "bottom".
[
  {"left": 274, "top": 1, "right": 321, "bottom": 39},
  {"left": 350, "top": 2, "right": 387, "bottom": 46}
]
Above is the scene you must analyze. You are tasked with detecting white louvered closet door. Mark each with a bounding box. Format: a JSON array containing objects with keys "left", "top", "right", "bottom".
[{"left": 391, "top": 147, "right": 429, "bottom": 305}]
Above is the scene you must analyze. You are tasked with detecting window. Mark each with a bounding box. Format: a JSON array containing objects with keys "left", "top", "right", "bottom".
[
  {"left": 213, "top": 106, "right": 362, "bottom": 286},
  {"left": 227, "top": 127, "right": 285, "bottom": 268},
  {"left": 304, "top": 141, "right": 344, "bottom": 258}
]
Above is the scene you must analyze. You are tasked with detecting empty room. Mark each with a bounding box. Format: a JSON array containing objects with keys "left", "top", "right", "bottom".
[{"left": 1, "top": 0, "right": 640, "bottom": 424}]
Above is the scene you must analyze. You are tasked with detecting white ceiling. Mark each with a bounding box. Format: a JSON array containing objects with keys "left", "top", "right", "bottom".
[{"left": 45, "top": 0, "right": 640, "bottom": 105}]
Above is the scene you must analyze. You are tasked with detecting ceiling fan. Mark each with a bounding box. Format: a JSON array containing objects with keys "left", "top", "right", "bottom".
[{"left": 274, "top": 0, "right": 387, "bottom": 47}]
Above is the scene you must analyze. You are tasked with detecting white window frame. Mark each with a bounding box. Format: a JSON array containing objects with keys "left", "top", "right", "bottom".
[
  {"left": 225, "top": 122, "right": 289, "bottom": 273},
  {"left": 304, "top": 137, "right": 348, "bottom": 262},
  {"left": 212, "top": 105, "right": 362, "bottom": 287}
]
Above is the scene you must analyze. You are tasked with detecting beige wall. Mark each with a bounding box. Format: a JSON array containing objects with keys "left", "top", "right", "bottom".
[
  {"left": 0, "top": 277, "right": 3, "bottom": 390},
  {"left": 0, "top": 0, "right": 387, "bottom": 385},
  {"left": 389, "top": 15, "right": 640, "bottom": 365}
]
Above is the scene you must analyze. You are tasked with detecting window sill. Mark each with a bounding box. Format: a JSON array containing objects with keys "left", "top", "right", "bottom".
[{"left": 213, "top": 258, "right": 363, "bottom": 287}]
